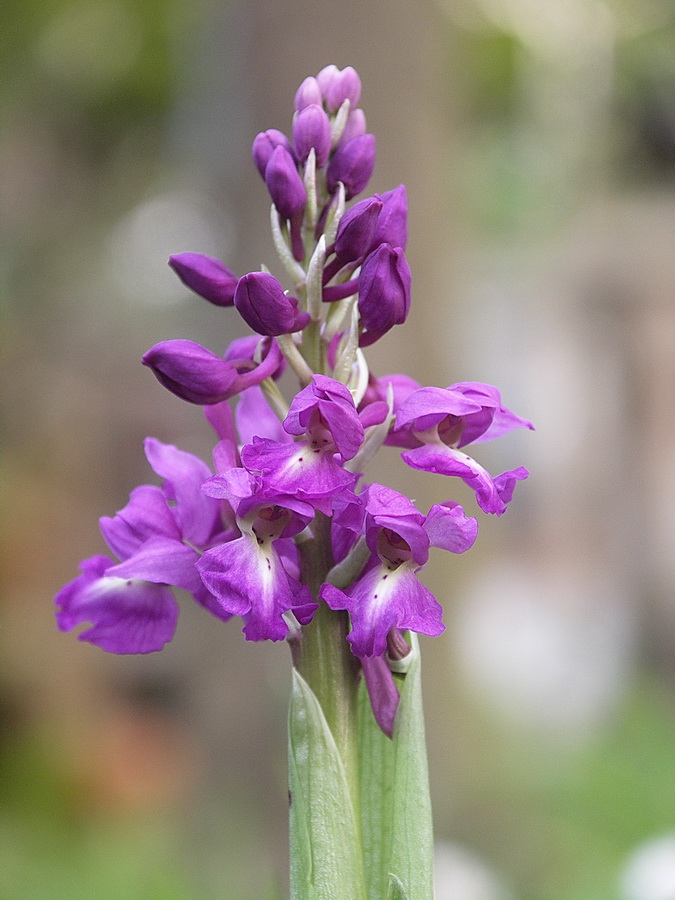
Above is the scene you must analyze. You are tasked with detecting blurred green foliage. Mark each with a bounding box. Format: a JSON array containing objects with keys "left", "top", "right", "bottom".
[{"left": 1, "top": 674, "right": 673, "bottom": 899}]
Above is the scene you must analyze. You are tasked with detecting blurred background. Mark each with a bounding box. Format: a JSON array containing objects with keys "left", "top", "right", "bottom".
[{"left": 1, "top": 0, "right": 674, "bottom": 898}]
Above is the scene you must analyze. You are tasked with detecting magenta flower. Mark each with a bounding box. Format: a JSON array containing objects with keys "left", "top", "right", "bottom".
[
  {"left": 393, "top": 382, "right": 534, "bottom": 515},
  {"left": 321, "top": 483, "right": 477, "bottom": 657},
  {"left": 56, "top": 63, "right": 534, "bottom": 764},
  {"left": 198, "top": 468, "right": 318, "bottom": 640},
  {"left": 55, "top": 439, "right": 235, "bottom": 653},
  {"left": 240, "top": 375, "right": 364, "bottom": 510}
]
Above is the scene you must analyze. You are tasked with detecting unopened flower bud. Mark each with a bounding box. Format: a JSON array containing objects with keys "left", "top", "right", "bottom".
[
  {"left": 294, "top": 76, "right": 322, "bottom": 112},
  {"left": 293, "top": 104, "right": 332, "bottom": 166},
  {"left": 333, "top": 196, "right": 382, "bottom": 264},
  {"left": 373, "top": 184, "right": 408, "bottom": 251},
  {"left": 326, "top": 133, "right": 376, "bottom": 200},
  {"left": 339, "top": 108, "right": 367, "bottom": 146},
  {"left": 234, "top": 272, "right": 310, "bottom": 336},
  {"left": 168, "top": 252, "right": 237, "bottom": 307},
  {"left": 358, "top": 244, "right": 411, "bottom": 341},
  {"left": 317, "top": 65, "right": 362, "bottom": 113},
  {"left": 142, "top": 340, "right": 238, "bottom": 404},
  {"left": 252, "top": 129, "right": 294, "bottom": 179},
  {"left": 265, "top": 146, "right": 307, "bottom": 220}
]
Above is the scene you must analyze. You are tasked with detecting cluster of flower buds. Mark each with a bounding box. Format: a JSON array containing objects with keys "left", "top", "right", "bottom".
[{"left": 55, "top": 66, "right": 533, "bottom": 735}]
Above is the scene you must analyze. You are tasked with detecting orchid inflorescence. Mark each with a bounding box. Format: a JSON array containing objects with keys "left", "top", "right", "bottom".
[{"left": 55, "top": 64, "right": 533, "bottom": 736}]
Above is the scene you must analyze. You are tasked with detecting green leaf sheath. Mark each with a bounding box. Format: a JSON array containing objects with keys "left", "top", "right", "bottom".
[
  {"left": 357, "top": 633, "right": 434, "bottom": 900},
  {"left": 386, "top": 873, "right": 412, "bottom": 900},
  {"left": 288, "top": 670, "right": 367, "bottom": 900}
]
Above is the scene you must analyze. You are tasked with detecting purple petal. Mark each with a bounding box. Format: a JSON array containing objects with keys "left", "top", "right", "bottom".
[
  {"left": 294, "top": 76, "right": 322, "bottom": 112},
  {"left": 361, "top": 655, "right": 400, "bottom": 738},
  {"left": 319, "top": 65, "right": 362, "bottom": 113},
  {"left": 373, "top": 185, "right": 408, "bottom": 251},
  {"left": 252, "top": 129, "right": 294, "bottom": 179},
  {"left": 326, "top": 134, "right": 376, "bottom": 200},
  {"left": 144, "top": 438, "right": 220, "bottom": 546},
  {"left": 168, "top": 253, "right": 237, "bottom": 307},
  {"left": 55, "top": 555, "right": 178, "bottom": 654},
  {"left": 333, "top": 196, "right": 382, "bottom": 264},
  {"left": 493, "top": 466, "right": 530, "bottom": 505},
  {"left": 358, "top": 244, "right": 411, "bottom": 339},
  {"left": 394, "top": 386, "right": 482, "bottom": 431},
  {"left": 293, "top": 103, "right": 332, "bottom": 166},
  {"left": 264, "top": 146, "right": 306, "bottom": 220},
  {"left": 469, "top": 403, "right": 535, "bottom": 445},
  {"left": 284, "top": 375, "right": 364, "bottom": 461},
  {"left": 197, "top": 536, "right": 316, "bottom": 641},
  {"left": 241, "top": 437, "right": 356, "bottom": 506},
  {"left": 339, "top": 108, "right": 367, "bottom": 146},
  {"left": 402, "top": 444, "right": 524, "bottom": 516},
  {"left": 236, "top": 385, "right": 290, "bottom": 445},
  {"left": 106, "top": 537, "right": 202, "bottom": 594},
  {"left": 234, "top": 272, "right": 309, "bottom": 336},
  {"left": 99, "top": 485, "right": 181, "bottom": 561},
  {"left": 362, "top": 483, "right": 429, "bottom": 566},
  {"left": 424, "top": 502, "right": 478, "bottom": 553},
  {"left": 321, "top": 562, "right": 444, "bottom": 658},
  {"left": 142, "top": 340, "right": 238, "bottom": 405}
]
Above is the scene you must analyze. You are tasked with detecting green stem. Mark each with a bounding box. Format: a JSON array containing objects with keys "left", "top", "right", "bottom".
[
  {"left": 301, "top": 318, "right": 325, "bottom": 375},
  {"left": 295, "top": 514, "right": 361, "bottom": 804}
]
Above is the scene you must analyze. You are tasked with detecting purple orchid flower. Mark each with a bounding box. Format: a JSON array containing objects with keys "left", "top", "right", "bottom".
[
  {"left": 392, "top": 382, "right": 534, "bottom": 515},
  {"left": 197, "top": 468, "right": 318, "bottom": 640},
  {"left": 240, "top": 375, "right": 364, "bottom": 512},
  {"left": 320, "top": 483, "right": 477, "bottom": 658},
  {"left": 55, "top": 439, "right": 235, "bottom": 654}
]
